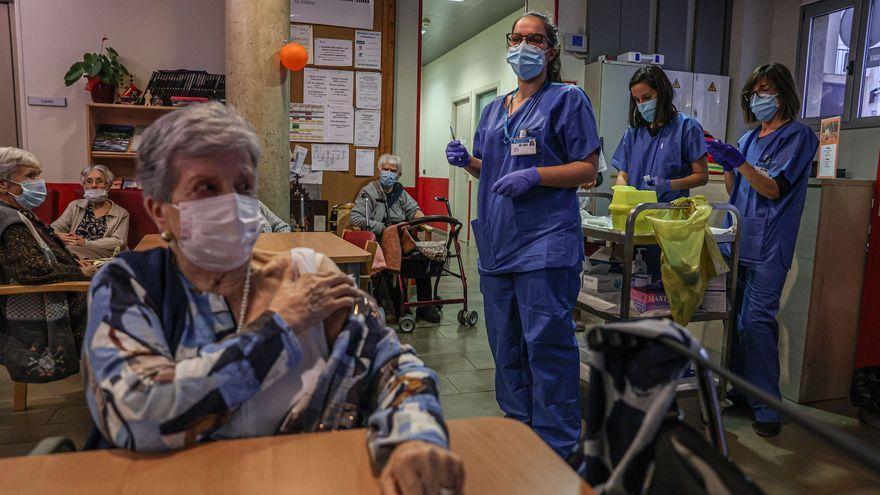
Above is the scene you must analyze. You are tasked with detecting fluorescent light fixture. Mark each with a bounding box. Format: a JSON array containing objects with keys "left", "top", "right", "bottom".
[{"left": 449, "top": 0, "right": 464, "bottom": 2}]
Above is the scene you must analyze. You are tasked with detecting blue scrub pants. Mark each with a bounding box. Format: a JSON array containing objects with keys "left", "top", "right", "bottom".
[
  {"left": 480, "top": 266, "right": 582, "bottom": 457},
  {"left": 729, "top": 261, "right": 788, "bottom": 422}
]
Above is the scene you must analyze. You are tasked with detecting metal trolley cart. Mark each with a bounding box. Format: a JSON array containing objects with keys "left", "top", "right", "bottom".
[{"left": 577, "top": 191, "right": 742, "bottom": 394}]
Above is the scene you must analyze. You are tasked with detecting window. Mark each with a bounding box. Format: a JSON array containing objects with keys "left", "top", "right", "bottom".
[
  {"left": 798, "top": 0, "right": 880, "bottom": 128},
  {"left": 857, "top": 0, "right": 880, "bottom": 117},
  {"left": 803, "top": 7, "right": 854, "bottom": 118}
]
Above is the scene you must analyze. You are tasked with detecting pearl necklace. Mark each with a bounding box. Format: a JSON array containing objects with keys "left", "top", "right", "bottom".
[{"left": 236, "top": 265, "right": 253, "bottom": 333}]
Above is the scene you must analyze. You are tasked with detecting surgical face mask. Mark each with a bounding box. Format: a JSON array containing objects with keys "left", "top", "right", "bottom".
[
  {"left": 750, "top": 93, "right": 779, "bottom": 122},
  {"left": 84, "top": 188, "right": 108, "bottom": 203},
  {"left": 379, "top": 170, "right": 398, "bottom": 188},
  {"left": 637, "top": 99, "right": 657, "bottom": 123},
  {"left": 506, "top": 42, "right": 547, "bottom": 81},
  {"left": 8, "top": 179, "right": 47, "bottom": 210},
  {"left": 174, "top": 193, "right": 265, "bottom": 272}
]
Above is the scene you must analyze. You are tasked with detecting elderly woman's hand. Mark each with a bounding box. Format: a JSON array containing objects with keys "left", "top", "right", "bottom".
[
  {"left": 267, "top": 270, "right": 358, "bottom": 333},
  {"left": 379, "top": 441, "right": 465, "bottom": 495}
]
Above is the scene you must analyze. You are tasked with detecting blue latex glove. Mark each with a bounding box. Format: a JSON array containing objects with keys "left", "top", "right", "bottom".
[
  {"left": 492, "top": 167, "right": 541, "bottom": 198},
  {"left": 707, "top": 140, "right": 746, "bottom": 172},
  {"left": 643, "top": 175, "right": 671, "bottom": 195},
  {"left": 446, "top": 140, "right": 470, "bottom": 168}
]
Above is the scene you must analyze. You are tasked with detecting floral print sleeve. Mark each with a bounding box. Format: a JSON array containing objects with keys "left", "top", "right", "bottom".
[{"left": 83, "top": 258, "right": 304, "bottom": 452}]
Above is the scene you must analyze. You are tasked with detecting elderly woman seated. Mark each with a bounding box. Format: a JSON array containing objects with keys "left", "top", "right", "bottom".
[
  {"left": 349, "top": 154, "right": 441, "bottom": 324},
  {"left": 0, "top": 147, "right": 95, "bottom": 382},
  {"left": 51, "top": 164, "right": 130, "bottom": 259},
  {"left": 83, "top": 103, "right": 463, "bottom": 494}
]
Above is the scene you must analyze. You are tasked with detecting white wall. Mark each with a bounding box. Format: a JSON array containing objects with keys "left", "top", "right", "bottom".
[
  {"left": 419, "top": 10, "right": 522, "bottom": 179},
  {"left": 15, "top": 0, "right": 225, "bottom": 182},
  {"left": 392, "top": 0, "right": 419, "bottom": 188}
]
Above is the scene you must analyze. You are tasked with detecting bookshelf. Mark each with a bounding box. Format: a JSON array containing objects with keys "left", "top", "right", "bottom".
[{"left": 86, "top": 103, "right": 177, "bottom": 179}]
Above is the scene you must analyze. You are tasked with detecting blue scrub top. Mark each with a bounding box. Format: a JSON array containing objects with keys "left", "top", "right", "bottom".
[
  {"left": 471, "top": 83, "right": 600, "bottom": 275},
  {"left": 611, "top": 112, "right": 707, "bottom": 202},
  {"left": 728, "top": 120, "right": 819, "bottom": 269}
]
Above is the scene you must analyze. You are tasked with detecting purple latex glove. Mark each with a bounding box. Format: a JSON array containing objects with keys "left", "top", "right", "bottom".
[
  {"left": 491, "top": 167, "right": 541, "bottom": 198},
  {"left": 644, "top": 176, "right": 671, "bottom": 195},
  {"left": 446, "top": 140, "right": 470, "bottom": 168},
  {"left": 707, "top": 140, "right": 746, "bottom": 172}
]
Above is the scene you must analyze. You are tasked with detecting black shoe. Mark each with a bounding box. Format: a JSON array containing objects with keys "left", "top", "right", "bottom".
[
  {"left": 752, "top": 421, "right": 781, "bottom": 437},
  {"left": 416, "top": 307, "right": 441, "bottom": 324}
]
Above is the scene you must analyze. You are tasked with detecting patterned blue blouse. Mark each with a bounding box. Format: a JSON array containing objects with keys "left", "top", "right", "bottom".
[{"left": 83, "top": 248, "right": 448, "bottom": 466}]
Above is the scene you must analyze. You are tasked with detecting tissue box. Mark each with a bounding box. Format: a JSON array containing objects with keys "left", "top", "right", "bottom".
[
  {"left": 706, "top": 275, "right": 726, "bottom": 291},
  {"left": 700, "top": 290, "right": 727, "bottom": 311},
  {"left": 583, "top": 273, "right": 623, "bottom": 292},
  {"left": 631, "top": 287, "right": 669, "bottom": 313}
]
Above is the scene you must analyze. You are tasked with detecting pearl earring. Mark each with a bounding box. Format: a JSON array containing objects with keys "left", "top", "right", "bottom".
[{"left": 160, "top": 230, "right": 173, "bottom": 242}]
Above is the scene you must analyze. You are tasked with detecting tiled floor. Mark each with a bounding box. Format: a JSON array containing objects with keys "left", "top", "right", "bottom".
[{"left": 1, "top": 242, "right": 879, "bottom": 494}]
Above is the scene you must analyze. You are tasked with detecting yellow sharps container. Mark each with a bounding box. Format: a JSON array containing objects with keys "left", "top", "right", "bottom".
[{"left": 609, "top": 185, "right": 658, "bottom": 234}]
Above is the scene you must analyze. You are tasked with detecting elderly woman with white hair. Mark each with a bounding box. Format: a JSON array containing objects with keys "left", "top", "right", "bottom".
[
  {"left": 0, "top": 147, "right": 94, "bottom": 383},
  {"left": 349, "top": 154, "right": 441, "bottom": 324},
  {"left": 83, "top": 103, "right": 463, "bottom": 494},
  {"left": 51, "top": 164, "right": 130, "bottom": 259}
]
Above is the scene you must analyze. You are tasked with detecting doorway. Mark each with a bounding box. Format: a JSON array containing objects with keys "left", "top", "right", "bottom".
[
  {"left": 0, "top": 0, "right": 20, "bottom": 147},
  {"left": 450, "top": 97, "right": 472, "bottom": 240}
]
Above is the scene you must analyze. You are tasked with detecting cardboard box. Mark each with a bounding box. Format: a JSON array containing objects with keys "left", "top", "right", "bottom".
[
  {"left": 631, "top": 287, "right": 669, "bottom": 313},
  {"left": 583, "top": 273, "right": 622, "bottom": 293},
  {"left": 706, "top": 275, "right": 726, "bottom": 291},
  {"left": 700, "top": 290, "right": 727, "bottom": 311}
]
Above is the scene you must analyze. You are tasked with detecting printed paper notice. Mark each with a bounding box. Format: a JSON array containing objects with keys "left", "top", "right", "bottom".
[
  {"left": 324, "top": 106, "right": 354, "bottom": 144},
  {"left": 356, "top": 71, "right": 381, "bottom": 110},
  {"left": 303, "top": 68, "right": 353, "bottom": 107},
  {"left": 292, "top": 164, "right": 323, "bottom": 185},
  {"left": 354, "top": 30, "right": 381, "bottom": 69},
  {"left": 291, "top": 0, "right": 373, "bottom": 30},
  {"left": 354, "top": 109, "right": 380, "bottom": 147},
  {"left": 315, "top": 38, "right": 352, "bottom": 67},
  {"left": 818, "top": 116, "right": 840, "bottom": 178},
  {"left": 290, "top": 24, "right": 313, "bottom": 65},
  {"left": 290, "top": 145, "right": 308, "bottom": 175},
  {"left": 290, "top": 103, "right": 324, "bottom": 142},
  {"left": 312, "top": 144, "right": 349, "bottom": 172},
  {"left": 356, "top": 149, "right": 375, "bottom": 176}
]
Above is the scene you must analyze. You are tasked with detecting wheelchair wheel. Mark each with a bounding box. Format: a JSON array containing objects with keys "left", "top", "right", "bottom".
[
  {"left": 399, "top": 315, "right": 416, "bottom": 334},
  {"left": 457, "top": 309, "right": 468, "bottom": 326},
  {"left": 466, "top": 311, "right": 479, "bottom": 327}
]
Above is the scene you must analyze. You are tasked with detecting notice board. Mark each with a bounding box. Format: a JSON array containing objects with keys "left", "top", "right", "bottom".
[{"left": 289, "top": 0, "right": 395, "bottom": 208}]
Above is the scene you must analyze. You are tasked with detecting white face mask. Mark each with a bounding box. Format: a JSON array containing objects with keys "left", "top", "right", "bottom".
[
  {"left": 84, "top": 188, "right": 108, "bottom": 203},
  {"left": 173, "top": 193, "right": 265, "bottom": 272}
]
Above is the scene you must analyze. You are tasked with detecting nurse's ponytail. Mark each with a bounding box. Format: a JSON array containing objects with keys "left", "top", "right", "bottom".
[{"left": 515, "top": 11, "right": 563, "bottom": 84}]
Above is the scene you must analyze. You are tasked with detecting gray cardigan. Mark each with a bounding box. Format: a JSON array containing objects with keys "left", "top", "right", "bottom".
[{"left": 51, "top": 199, "right": 130, "bottom": 255}]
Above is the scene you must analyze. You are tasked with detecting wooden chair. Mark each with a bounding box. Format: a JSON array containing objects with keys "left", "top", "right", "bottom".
[
  {"left": 0, "top": 281, "right": 91, "bottom": 412},
  {"left": 341, "top": 229, "right": 379, "bottom": 291},
  {"left": 331, "top": 203, "right": 355, "bottom": 236}
]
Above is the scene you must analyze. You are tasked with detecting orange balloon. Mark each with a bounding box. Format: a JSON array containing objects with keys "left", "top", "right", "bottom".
[{"left": 281, "top": 42, "right": 308, "bottom": 71}]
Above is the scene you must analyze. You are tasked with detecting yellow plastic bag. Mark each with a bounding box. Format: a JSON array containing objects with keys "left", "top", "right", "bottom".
[{"left": 647, "top": 196, "right": 729, "bottom": 325}]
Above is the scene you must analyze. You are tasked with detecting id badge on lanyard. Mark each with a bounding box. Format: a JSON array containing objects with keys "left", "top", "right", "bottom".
[{"left": 511, "top": 129, "right": 538, "bottom": 156}]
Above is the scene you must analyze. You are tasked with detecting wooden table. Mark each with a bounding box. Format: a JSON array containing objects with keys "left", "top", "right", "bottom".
[
  {"left": 136, "top": 232, "right": 371, "bottom": 279},
  {"left": 0, "top": 417, "right": 593, "bottom": 494}
]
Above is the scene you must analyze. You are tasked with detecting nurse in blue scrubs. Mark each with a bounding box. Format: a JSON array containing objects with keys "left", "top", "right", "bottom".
[
  {"left": 612, "top": 64, "right": 709, "bottom": 201},
  {"left": 708, "top": 63, "right": 818, "bottom": 438},
  {"left": 445, "top": 11, "right": 599, "bottom": 457}
]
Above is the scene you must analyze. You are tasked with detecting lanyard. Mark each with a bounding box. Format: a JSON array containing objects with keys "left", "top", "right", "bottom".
[{"left": 503, "top": 82, "right": 549, "bottom": 144}]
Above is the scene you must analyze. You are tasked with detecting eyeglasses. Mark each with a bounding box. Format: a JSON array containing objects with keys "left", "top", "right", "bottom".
[
  {"left": 506, "top": 33, "right": 549, "bottom": 47},
  {"left": 742, "top": 90, "right": 778, "bottom": 101}
]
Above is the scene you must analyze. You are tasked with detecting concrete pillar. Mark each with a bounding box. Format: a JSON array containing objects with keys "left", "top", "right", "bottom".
[{"left": 225, "top": 0, "right": 290, "bottom": 218}]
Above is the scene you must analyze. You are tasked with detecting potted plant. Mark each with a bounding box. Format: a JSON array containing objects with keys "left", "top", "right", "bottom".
[{"left": 64, "top": 38, "right": 130, "bottom": 104}]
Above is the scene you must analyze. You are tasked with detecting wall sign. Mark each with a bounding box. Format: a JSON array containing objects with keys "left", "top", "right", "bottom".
[{"left": 291, "top": 0, "right": 374, "bottom": 30}]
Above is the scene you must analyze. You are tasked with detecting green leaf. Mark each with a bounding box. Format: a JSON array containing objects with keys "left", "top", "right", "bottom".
[
  {"left": 83, "top": 53, "right": 102, "bottom": 76},
  {"left": 64, "top": 62, "right": 84, "bottom": 86},
  {"left": 106, "top": 46, "right": 119, "bottom": 60}
]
